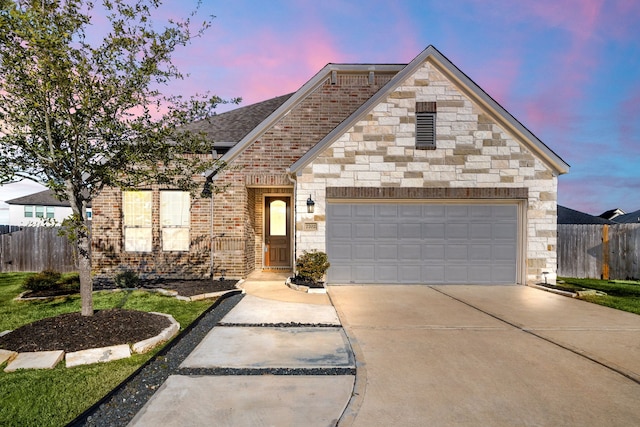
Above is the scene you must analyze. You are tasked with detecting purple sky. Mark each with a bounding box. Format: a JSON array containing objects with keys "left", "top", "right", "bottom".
[{"left": 1, "top": 0, "right": 639, "bottom": 219}]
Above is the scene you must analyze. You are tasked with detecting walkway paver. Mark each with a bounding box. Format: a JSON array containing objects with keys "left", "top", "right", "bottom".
[
  {"left": 129, "top": 375, "right": 354, "bottom": 427},
  {"left": 181, "top": 326, "right": 353, "bottom": 369},
  {"left": 129, "top": 274, "right": 355, "bottom": 427}
]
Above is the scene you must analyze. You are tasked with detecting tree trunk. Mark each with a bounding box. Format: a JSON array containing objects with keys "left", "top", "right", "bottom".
[{"left": 77, "top": 229, "right": 93, "bottom": 316}]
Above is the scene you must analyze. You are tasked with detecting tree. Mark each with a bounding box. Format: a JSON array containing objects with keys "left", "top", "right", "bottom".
[{"left": 0, "top": 0, "right": 233, "bottom": 315}]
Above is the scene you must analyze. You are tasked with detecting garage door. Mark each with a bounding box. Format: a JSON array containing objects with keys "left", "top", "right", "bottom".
[{"left": 326, "top": 203, "right": 518, "bottom": 284}]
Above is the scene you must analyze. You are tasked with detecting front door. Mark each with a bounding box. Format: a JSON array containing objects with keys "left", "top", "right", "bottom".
[{"left": 265, "top": 196, "right": 291, "bottom": 268}]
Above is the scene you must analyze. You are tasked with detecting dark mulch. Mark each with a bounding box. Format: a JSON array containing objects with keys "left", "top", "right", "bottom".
[
  {"left": 0, "top": 309, "right": 171, "bottom": 353},
  {"left": 289, "top": 276, "right": 325, "bottom": 289},
  {"left": 140, "top": 279, "right": 239, "bottom": 297},
  {"left": 20, "top": 278, "right": 239, "bottom": 299}
]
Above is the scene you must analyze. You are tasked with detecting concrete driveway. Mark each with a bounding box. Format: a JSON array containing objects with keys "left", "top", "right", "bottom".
[{"left": 328, "top": 285, "right": 640, "bottom": 426}]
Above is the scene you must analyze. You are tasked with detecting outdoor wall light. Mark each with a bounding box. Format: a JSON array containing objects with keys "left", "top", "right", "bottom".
[{"left": 306, "top": 195, "right": 315, "bottom": 213}]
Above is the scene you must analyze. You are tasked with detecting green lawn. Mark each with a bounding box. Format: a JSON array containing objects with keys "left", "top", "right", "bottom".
[
  {"left": 0, "top": 272, "right": 216, "bottom": 427},
  {"left": 558, "top": 277, "right": 640, "bottom": 315}
]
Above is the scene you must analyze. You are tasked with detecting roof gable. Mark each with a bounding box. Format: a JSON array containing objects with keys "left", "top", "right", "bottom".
[
  {"left": 206, "top": 63, "right": 405, "bottom": 177},
  {"left": 187, "top": 93, "right": 294, "bottom": 146},
  {"left": 5, "top": 189, "right": 69, "bottom": 207},
  {"left": 289, "top": 45, "right": 570, "bottom": 176}
]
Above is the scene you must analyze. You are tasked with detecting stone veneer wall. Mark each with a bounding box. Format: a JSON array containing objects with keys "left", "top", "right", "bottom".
[
  {"left": 211, "top": 72, "right": 397, "bottom": 277},
  {"left": 295, "top": 60, "right": 558, "bottom": 284}
]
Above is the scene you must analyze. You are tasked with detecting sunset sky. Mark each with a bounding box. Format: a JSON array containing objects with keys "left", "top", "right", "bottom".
[{"left": 1, "top": 0, "right": 639, "bottom": 221}]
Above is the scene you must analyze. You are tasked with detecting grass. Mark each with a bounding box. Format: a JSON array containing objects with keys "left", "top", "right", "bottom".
[
  {"left": 558, "top": 277, "right": 640, "bottom": 315},
  {"left": 0, "top": 272, "right": 216, "bottom": 427}
]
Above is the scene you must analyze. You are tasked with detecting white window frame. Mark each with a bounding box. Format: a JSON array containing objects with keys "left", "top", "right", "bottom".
[
  {"left": 160, "top": 191, "right": 190, "bottom": 252},
  {"left": 123, "top": 191, "right": 153, "bottom": 252}
]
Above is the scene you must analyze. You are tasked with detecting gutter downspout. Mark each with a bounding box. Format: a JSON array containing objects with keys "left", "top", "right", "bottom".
[{"left": 287, "top": 171, "right": 298, "bottom": 268}]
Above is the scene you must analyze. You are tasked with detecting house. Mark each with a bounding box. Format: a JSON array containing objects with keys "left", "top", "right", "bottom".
[
  {"left": 557, "top": 205, "right": 613, "bottom": 225},
  {"left": 613, "top": 209, "right": 640, "bottom": 224},
  {"left": 5, "top": 189, "right": 92, "bottom": 226},
  {"left": 91, "top": 45, "right": 569, "bottom": 286},
  {"left": 599, "top": 208, "right": 625, "bottom": 221}
]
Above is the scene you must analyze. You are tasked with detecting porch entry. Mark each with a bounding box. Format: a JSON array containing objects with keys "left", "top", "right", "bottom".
[{"left": 264, "top": 196, "right": 292, "bottom": 269}]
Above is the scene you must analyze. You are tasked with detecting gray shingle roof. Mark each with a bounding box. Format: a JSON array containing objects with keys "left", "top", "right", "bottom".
[
  {"left": 558, "top": 205, "right": 614, "bottom": 224},
  {"left": 187, "top": 93, "right": 294, "bottom": 145},
  {"left": 5, "top": 189, "right": 92, "bottom": 207},
  {"left": 613, "top": 210, "right": 640, "bottom": 223}
]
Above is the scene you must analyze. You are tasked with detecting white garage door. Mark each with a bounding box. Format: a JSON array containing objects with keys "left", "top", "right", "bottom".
[{"left": 326, "top": 203, "right": 518, "bottom": 284}]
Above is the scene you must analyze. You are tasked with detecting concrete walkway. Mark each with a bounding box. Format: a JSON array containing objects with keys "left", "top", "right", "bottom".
[
  {"left": 329, "top": 285, "right": 640, "bottom": 427},
  {"left": 129, "top": 272, "right": 354, "bottom": 427}
]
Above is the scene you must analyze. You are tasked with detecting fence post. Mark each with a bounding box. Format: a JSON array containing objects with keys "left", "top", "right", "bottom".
[{"left": 602, "top": 224, "right": 609, "bottom": 280}]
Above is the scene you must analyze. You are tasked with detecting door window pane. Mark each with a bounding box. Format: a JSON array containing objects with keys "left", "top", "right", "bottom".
[{"left": 270, "top": 200, "right": 286, "bottom": 236}]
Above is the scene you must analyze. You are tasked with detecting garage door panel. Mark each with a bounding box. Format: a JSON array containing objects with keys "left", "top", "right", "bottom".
[
  {"left": 399, "top": 244, "right": 422, "bottom": 260},
  {"left": 446, "top": 223, "right": 469, "bottom": 239},
  {"left": 470, "top": 223, "right": 492, "bottom": 239},
  {"left": 353, "top": 244, "right": 375, "bottom": 261},
  {"left": 422, "top": 223, "right": 445, "bottom": 239},
  {"left": 329, "top": 223, "right": 352, "bottom": 239},
  {"left": 399, "top": 265, "right": 421, "bottom": 282},
  {"left": 354, "top": 223, "right": 375, "bottom": 238},
  {"left": 376, "top": 265, "right": 398, "bottom": 282},
  {"left": 327, "top": 202, "right": 518, "bottom": 284},
  {"left": 470, "top": 244, "right": 492, "bottom": 260},
  {"left": 377, "top": 244, "right": 398, "bottom": 260},
  {"left": 376, "top": 223, "right": 399, "bottom": 239},
  {"left": 423, "top": 265, "right": 445, "bottom": 283},
  {"left": 400, "top": 223, "right": 421, "bottom": 239}
]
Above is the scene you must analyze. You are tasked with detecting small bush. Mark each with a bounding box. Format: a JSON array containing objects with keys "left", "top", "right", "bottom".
[
  {"left": 295, "top": 250, "right": 330, "bottom": 284},
  {"left": 114, "top": 269, "right": 140, "bottom": 288},
  {"left": 58, "top": 272, "right": 80, "bottom": 292},
  {"left": 23, "top": 270, "right": 62, "bottom": 291}
]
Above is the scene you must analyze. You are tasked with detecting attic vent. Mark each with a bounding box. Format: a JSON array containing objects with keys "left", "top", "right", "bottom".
[{"left": 416, "top": 102, "right": 437, "bottom": 150}]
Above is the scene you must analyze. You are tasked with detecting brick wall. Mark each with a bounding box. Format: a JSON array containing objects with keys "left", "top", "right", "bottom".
[
  {"left": 295, "top": 60, "right": 559, "bottom": 284},
  {"left": 91, "top": 156, "right": 214, "bottom": 282},
  {"left": 211, "top": 71, "right": 398, "bottom": 277}
]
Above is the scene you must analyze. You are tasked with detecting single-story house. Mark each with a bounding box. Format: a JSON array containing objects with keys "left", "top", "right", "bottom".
[
  {"left": 557, "top": 205, "right": 614, "bottom": 225},
  {"left": 5, "top": 189, "right": 92, "bottom": 226},
  {"left": 91, "top": 45, "right": 570, "bottom": 285}
]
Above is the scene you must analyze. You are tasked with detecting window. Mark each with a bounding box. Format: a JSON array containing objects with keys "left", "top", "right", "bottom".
[
  {"left": 416, "top": 101, "right": 437, "bottom": 150},
  {"left": 46, "top": 206, "right": 55, "bottom": 219},
  {"left": 160, "top": 191, "right": 190, "bottom": 251},
  {"left": 269, "top": 200, "right": 287, "bottom": 236},
  {"left": 24, "top": 206, "right": 33, "bottom": 218},
  {"left": 123, "top": 191, "right": 152, "bottom": 252}
]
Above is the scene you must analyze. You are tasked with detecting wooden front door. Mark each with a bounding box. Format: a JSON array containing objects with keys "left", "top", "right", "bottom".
[{"left": 265, "top": 196, "right": 291, "bottom": 268}]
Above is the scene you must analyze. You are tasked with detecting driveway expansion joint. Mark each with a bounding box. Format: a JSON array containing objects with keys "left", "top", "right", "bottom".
[{"left": 178, "top": 367, "right": 356, "bottom": 376}]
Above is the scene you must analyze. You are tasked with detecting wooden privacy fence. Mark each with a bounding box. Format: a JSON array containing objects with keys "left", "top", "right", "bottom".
[
  {"left": 0, "top": 227, "right": 77, "bottom": 273},
  {"left": 558, "top": 224, "right": 640, "bottom": 280}
]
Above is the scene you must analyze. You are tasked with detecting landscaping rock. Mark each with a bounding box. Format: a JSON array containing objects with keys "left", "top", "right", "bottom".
[
  {"left": 132, "top": 313, "right": 180, "bottom": 354},
  {"left": 66, "top": 344, "right": 131, "bottom": 368},
  {"left": 0, "top": 349, "right": 17, "bottom": 365},
  {"left": 4, "top": 350, "right": 64, "bottom": 372}
]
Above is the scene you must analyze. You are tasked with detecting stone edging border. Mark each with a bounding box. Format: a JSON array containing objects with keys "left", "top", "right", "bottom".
[
  {"left": 14, "top": 281, "right": 245, "bottom": 302},
  {"left": 284, "top": 277, "right": 327, "bottom": 294},
  {"left": 2, "top": 313, "right": 180, "bottom": 372}
]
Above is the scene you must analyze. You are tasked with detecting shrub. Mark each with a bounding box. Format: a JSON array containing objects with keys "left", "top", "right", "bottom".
[
  {"left": 295, "top": 250, "right": 330, "bottom": 284},
  {"left": 23, "top": 270, "right": 62, "bottom": 291},
  {"left": 58, "top": 272, "right": 80, "bottom": 292},
  {"left": 114, "top": 269, "right": 140, "bottom": 288}
]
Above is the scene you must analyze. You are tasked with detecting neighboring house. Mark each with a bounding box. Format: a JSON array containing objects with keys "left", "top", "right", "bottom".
[
  {"left": 557, "top": 205, "right": 614, "bottom": 224},
  {"left": 599, "top": 208, "right": 625, "bottom": 221},
  {"left": 614, "top": 209, "right": 640, "bottom": 224},
  {"left": 5, "top": 189, "right": 92, "bottom": 226},
  {"left": 91, "top": 45, "right": 570, "bottom": 285}
]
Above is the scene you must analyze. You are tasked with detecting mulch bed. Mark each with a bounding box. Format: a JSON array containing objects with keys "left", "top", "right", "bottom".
[
  {"left": 289, "top": 276, "right": 325, "bottom": 289},
  {"left": 0, "top": 309, "right": 171, "bottom": 353},
  {"left": 2, "top": 279, "right": 239, "bottom": 354},
  {"left": 140, "top": 279, "right": 239, "bottom": 297}
]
